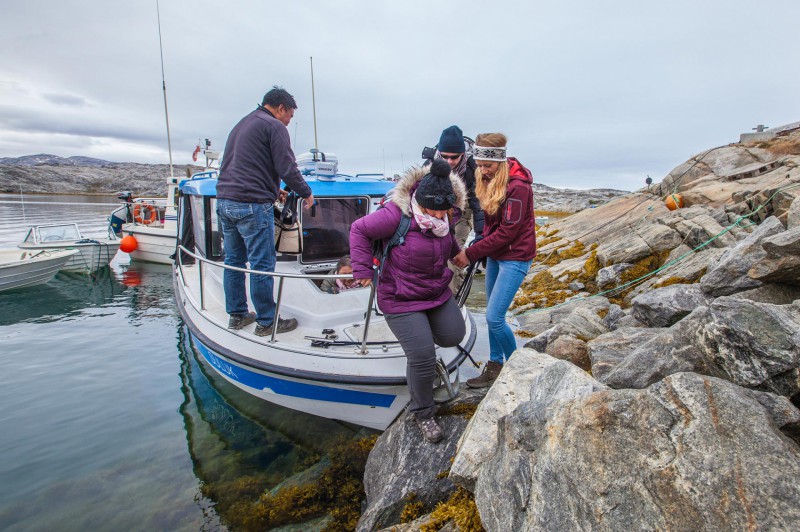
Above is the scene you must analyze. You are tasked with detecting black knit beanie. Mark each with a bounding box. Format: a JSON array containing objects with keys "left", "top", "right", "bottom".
[
  {"left": 438, "top": 125, "right": 465, "bottom": 154},
  {"left": 416, "top": 159, "right": 455, "bottom": 211}
]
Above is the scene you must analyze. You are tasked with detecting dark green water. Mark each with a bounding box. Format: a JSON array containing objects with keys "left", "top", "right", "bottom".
[{"left": 0, "top": 194, "right": 498, "bottom": 530}]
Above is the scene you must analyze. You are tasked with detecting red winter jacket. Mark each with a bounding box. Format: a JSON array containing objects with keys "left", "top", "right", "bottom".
[{"left": 464, "top": 157, "right": 537, "bottom": 263}]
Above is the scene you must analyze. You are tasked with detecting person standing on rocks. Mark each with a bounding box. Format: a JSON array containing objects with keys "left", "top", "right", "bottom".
[
  {"left": 453, "top": 133, "right": 536, "bottom": 388},
  {"left": 349, "top": 159, "right": 467, "bottom": 443},
  {"left": 216, "top": 86, "right": 314, "bottom": 336},
  {"left": 423, "top": 125, "right": 485, "bottom": 291}
]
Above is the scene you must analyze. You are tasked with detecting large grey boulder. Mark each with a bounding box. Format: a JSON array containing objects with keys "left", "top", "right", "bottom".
[
  {"left": 449, "top": 349, "right": 558, "bottom": 491},
  {"left": 732, "top": 283, "right": 800, "bottom": 304},
  {"left": 748, "top": 226, "right": 800, "bottom": 285},
  {"left": 474, "top": 372, "right": 800, "bottom": 531},
  {"left": 523, "top": 304, "right": 609, "bottom": 364},
  {"left": 357, "top": 387, "right": 486, "bottom": 532},
  {"left": 700, "top": 216, "right": 785, "bottom": 296},
  {"left": 516, "top": 297, "right": 609, "bottom": 337},
  {"left": 601, "top": 297, "right": 800, "bottom": 396},
  {"left": 631, "top": 283, "right": 713, "bottom": 327},
  {"left": 587, "top": 327, "right": 662, "bottom": 380},
  {"left": 788, "top": 196, "right": 800, "bottom": 229},
  {"left": 596, "top": 223, "right": 682, "bottom": 266}
]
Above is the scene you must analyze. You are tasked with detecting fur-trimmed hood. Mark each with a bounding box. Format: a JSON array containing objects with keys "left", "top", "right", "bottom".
[{"left": 388, "top": 165, "right": 468, "bottom": 216}]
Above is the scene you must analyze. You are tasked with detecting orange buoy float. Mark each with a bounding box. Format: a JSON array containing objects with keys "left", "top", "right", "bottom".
[
  {"left": 665, "top": 193, "right": 684, "bottom": 211},
  {"left": 133, "top": 203, "right": 158, "bottom": 225},
  {"left": 120, "top": 234, "right": 138, "bottom": 253}
]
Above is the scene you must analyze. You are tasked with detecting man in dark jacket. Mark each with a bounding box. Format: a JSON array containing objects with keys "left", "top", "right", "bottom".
[
  {"left": 216, "top": 86, "right": 314, "bottom": 336},
  {"left": 424, "top": 125, "right": 485, "bottom": 291}
]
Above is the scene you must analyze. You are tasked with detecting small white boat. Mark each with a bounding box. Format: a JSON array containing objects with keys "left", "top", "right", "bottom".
[
  {"left": 535, "top": 215, "right": 550, "bottom": 225},
  {"left": 0, "top": 249, "right": 79, "bottom": 292},
  {"left": 18, "top": 223, "right": 120, "bottom": 273},
  {"left": 110, "top": 143, "right": 220, "bottom": 265},
  {"left": 174, "top": 156, "right": 477, "bottom": 430}
]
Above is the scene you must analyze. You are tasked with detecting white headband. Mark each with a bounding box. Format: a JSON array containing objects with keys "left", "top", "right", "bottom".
[{"left": 473, "top": 145, "right": 507, "bottom": 162}]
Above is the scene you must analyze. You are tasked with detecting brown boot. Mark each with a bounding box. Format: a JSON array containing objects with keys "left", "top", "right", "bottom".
[{"left": 466, "top": 361, "right": 503, "bottom": 389}]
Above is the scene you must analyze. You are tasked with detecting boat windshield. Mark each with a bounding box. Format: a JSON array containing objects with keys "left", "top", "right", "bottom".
[
  {"left": 26, "top": 224, "right": 82, "bottom": 243},
  {"left": 300, "top": 197, "right": 370, "bottom": 263}
]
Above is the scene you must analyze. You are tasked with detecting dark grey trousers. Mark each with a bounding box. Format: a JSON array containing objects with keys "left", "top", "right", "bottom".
[{"left": 385, "top": 297, "right": 466, "bottom": 420}]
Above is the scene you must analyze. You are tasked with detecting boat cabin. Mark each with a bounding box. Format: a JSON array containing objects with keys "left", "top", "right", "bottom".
[{"left": 22, "top": 223, "right": 84, "bottom": 244}]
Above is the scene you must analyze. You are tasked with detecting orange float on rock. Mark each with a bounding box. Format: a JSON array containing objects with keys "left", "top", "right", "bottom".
[
  {"left": 665, "top": 193, "right": 684, "bottom": 211},
  {"left": 120, "top": 234, "right": 138, "bottom": 253}
]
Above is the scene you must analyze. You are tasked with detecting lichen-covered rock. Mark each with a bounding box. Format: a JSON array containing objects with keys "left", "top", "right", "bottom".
[
  {"left": 357, "top": 387, "right": 487, "bottom": 532},
  {"left": 700, "top": 216, "right": 785, "bottom": 296},
  {"left": 788, "top": 196, "right": 800, "bottom": 230},
  {"left": 601, "top": 297, "right": 800, "bottom": 396},
  {"left": 587, "top": 327, "right": 662, "bottom": 380},
  {"left": 748, "top": 226, "right": 800, "bottom": 285},
  {"left": 631, "top": 284, "right": 713, "bottom": 327},
  {"left": 474, "top": 372, "right": 800, "bottom": 532},
  {"left": 596, "top": 263, "right": 633, "bottom": 288}
]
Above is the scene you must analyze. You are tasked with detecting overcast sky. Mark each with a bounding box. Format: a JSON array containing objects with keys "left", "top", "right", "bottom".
[{"left": 1, "top": 1, "right": 798, "bottom": 190}]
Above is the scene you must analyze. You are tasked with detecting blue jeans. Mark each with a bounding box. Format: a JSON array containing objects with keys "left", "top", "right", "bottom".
[
  {"left": 484, "top": 257, "right": 532, "bottom": 364},
  {"left": 217, "top": 199, "right": 276, "bottom": 326}
]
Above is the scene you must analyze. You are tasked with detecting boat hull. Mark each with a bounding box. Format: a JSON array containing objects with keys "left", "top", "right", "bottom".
[
  {"left": 122, "top": 224, "right": 176, "bottom": 264},
  {"left": 174, "top": 268, "right": 474, "bottom": 430},
  {"left": 0, "top": 249, "right": 79, "bottom": 292},
  {"left": 18, "top": 241, "right": 120, "bottom": 273}
]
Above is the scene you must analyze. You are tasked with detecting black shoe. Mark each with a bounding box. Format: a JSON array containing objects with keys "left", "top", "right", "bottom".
[
  {"left": 254, "top": 317, "right": 298, "bottom": 336},
  {"left": 228, "top": 312, "right": 256, "bottom": 330}
]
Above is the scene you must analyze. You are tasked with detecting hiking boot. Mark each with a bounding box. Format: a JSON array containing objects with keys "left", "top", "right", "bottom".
[
  {"left": 254, "top": 317, "right": 298, "bottom": 336},
  {"left": 416, "top": 416, "right": 444, "bottom": 443},
  {"left": 228, "top": 312, "right": 256, "bottom": 330},
  {"left": 466, "top": 361, "right": 503, "bottom": 389}
]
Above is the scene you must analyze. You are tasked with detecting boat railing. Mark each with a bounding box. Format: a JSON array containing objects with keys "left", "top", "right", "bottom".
[{"left": 176, "top": 244, "right": 379, "bottom": 353}]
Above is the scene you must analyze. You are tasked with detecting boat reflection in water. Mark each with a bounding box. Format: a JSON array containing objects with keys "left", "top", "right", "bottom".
[
  {"left": 177, "top": 324, "right": 374, "bottom": 530},
  {"left": 0, "top": 266, "right": 126, "bottom": 326}
]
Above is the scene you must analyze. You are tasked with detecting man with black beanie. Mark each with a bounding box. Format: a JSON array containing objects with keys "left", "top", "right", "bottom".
[{"left": 424, "top": 125, "right": 485, "bottom": 290}]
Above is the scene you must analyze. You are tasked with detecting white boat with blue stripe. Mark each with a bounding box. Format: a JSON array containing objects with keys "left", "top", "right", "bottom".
[{"left": 173, "top": 155, "right": 477, "bottom": 430}]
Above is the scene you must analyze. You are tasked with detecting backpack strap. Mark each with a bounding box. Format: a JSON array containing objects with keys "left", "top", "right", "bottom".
[{"left": 372, "top": 213, "right": 412, "bottom": 283}]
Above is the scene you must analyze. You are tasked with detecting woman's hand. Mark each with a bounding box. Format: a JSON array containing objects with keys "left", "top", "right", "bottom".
[
  {"left": 356, "top": 278, "right": 372, "bottom": 288},
  {"left": 452, "top": 250, "right": 470, "bottom": 269}
]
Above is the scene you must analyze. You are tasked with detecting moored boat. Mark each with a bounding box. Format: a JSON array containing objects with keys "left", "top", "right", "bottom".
[
  {"left": 110, "top": 141, "right": 220, "bottom": 265},
  {"left": 18, "top": 223, "right": 120, "bottom": 273},
  {"left": 0, "top": 249, "right": 79, "bottom": 292},
  {"left": 173, "top": 160, "right": 477, "bottom": 430}
]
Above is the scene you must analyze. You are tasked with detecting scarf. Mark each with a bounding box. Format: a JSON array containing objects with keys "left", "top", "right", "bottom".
[{"left": 411, "top": 194, "right": 450, "bottom": 237}]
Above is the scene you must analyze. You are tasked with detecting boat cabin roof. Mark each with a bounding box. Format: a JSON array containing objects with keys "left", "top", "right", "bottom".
[{"left": 180, "top": 173, "right": 395, "bottom": 198}]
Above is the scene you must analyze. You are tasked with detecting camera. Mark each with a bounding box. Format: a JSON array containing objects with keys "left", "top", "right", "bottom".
[{"left": 421, "top": 146, "right": 437, "bottom": 160}]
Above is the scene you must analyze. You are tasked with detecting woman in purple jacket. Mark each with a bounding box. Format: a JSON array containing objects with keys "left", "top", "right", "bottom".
[{"left": 349, "top": 159, "right": 467, "bottom": 443}]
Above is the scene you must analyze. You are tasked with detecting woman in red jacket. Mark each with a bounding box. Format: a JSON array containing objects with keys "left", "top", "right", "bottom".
[{"left": 453, "top": 133, "right": 537, "bottom": 388}]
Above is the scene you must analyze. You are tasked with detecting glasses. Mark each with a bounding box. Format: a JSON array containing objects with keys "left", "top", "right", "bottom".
[{"left": 440, "top": 153, "right": 462, "bottom": 161}]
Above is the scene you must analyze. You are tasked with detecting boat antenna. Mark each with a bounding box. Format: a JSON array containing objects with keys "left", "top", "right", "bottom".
[
  {"left": 19, "top": 184, "right": 26, "bottom": 224},
  {"left": 156, "top": 0, "right": 174, "bottom": 179},
  {"left": 310, "top": 56, "right": 318, "bottom": 152}
]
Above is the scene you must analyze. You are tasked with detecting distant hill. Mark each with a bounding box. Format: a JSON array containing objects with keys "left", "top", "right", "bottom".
[
  {"left": 0, "top": 155, "right": 628, "bottom": 211},
  {"left": 0, "top": 154, "right": 113, "bottom": 167}
]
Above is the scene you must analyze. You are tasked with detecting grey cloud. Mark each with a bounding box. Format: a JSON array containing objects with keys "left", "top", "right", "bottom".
[{"left": 41, "top": 93, "right": 90, "bottom": 107}]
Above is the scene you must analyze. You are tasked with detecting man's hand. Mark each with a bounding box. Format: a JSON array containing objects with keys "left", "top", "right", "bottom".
[
  {"left": 453, "top": 250, "right": 470, "bottom": 268},
  {"left": 303, "top": 194, "right": 315, "bottom": 209},
  {"left": 278, "top": 189, "right": 289, "bottom": 203},
  {"left": 356, "top": 278, "right": 372, "bottom": 288}
]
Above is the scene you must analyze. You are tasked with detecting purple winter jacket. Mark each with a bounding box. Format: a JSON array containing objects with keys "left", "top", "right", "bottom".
[{"left": 349, "top": 166, "right": 467, "bottom": 314}]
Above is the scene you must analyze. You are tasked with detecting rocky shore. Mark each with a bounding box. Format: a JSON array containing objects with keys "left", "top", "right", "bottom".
[{"left": 358, "top": 133, "right": 800, "bottom": 531}]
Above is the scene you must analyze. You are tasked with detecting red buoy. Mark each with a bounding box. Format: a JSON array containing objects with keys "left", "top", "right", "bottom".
[{"left": 120, "top": 235, "right": 138, "bottom": 253}]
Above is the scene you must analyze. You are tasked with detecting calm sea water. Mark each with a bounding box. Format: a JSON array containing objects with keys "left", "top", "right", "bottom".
[{"left": 0, "top": 194, "right": 499, "bottom": 530}]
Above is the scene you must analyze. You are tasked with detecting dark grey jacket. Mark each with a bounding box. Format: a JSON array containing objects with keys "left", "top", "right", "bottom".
[{"left": 216, "top": 106, "right": 312, "bottom": 203}]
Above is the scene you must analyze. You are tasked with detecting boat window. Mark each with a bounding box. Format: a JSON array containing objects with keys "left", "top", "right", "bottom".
[
  {"left": 299, "top": 197, "right": 370, "bottom": 263},
  {"left": 37, "top": 224, "right": 81, "bottom": 242},
  {"left": 190, "top": 196, "right": 208, "bottom": 257},
  {"left": 209, "top": 199, "right": 222, "bottom": 260}
]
